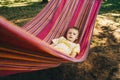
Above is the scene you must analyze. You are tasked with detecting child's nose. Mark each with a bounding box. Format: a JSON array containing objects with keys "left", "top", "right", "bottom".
[{"left": 71, "top": 34, "right": 73, "bottom": 36}]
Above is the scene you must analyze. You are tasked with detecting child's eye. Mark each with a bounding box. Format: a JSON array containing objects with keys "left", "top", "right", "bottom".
[{"left": 73, "top": 33, "right": 76, "bottom": 35}]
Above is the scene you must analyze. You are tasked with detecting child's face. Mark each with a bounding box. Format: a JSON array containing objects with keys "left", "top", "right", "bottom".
[{"left": 66, "top": 28, "right": 79, "bottom": 42}]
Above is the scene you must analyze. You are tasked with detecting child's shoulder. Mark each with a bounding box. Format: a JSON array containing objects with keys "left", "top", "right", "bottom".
[
  {"left": 73, "top": 43, "right": 80, "bottom": 47},
  {"left": 59, "top": 36, "right": 66, "bottom": 40}
]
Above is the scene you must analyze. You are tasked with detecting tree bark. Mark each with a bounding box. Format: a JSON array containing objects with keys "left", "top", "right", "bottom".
[{"left": 41, "top": 0, "right": 48, "bottom": 3}]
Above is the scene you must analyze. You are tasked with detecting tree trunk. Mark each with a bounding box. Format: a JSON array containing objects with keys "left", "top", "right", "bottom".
[{"left": 41, "top": 0, "right": 48, "bottom": 3}]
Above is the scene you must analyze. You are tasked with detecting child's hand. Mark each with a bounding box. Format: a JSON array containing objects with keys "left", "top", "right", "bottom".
[{"left": 70, "top": 52, "right": 77, "bottom": 58}]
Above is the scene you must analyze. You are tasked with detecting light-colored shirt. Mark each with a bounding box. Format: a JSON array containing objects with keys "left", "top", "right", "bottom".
[{"left": 52, "top": 36, "right": 80, "bottom": 55}]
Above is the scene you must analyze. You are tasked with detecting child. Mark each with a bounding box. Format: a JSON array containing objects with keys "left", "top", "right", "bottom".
[{"left": 51, "top": 27, "right": 80, "bottom": 58}]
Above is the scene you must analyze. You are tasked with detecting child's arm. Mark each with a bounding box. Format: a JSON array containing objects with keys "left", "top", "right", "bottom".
[
  {"left": 50, "top": 37, "right": 60, "bottom": 46},
  {"left": 70, "top": 52, "right": 78, "bottom": 58},
  {"left": 70, "top": 44, "right": 80, "bottom": 58},
  {"left": 50, "top": 43, "right": 56, "bottom": 47}
]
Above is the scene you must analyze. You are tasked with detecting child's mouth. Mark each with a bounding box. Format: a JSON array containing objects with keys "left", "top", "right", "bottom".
[{"left": 69, "top": 37, "right": 72, "bottom": 38}]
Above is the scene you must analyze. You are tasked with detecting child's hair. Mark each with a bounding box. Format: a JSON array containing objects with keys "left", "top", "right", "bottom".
[
  {"left": 64, "top": 26, "right": 80, "bottom": 43},
  {"left": 70, "top": 27, "right": 79, "bottom": 32}
]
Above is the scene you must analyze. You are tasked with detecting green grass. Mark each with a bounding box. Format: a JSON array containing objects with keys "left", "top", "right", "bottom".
[
  {"left": 0, "top": 2, "right": 46, "bottom": 26},
  {"left": 99, "top": 0, "right": 120, "bottom": 14}
]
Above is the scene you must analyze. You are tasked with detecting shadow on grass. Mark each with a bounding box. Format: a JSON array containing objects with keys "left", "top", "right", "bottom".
[
  {"left": 0, "top": 66, "right": 64, "bottom": 80},
  {"left": 0, "top": 2, "right": 46, "bottom": 26}
]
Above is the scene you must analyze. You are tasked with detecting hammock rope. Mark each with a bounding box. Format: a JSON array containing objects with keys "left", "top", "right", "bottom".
[{"left": 0, "top": 0, "right": 102, "bottom": 76}]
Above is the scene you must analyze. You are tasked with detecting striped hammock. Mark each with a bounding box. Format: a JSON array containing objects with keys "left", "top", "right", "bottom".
[{"left": 0, "top": 0, "right": 102, "bottom": 76}]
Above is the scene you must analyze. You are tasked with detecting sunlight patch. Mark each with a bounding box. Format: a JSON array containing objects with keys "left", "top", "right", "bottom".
[
  {"left": 104, "top": 3, "right": 112, "bottom": 7},
  {"left": 5, "top": 2, "right": 32, "bottom": 7},
  {"left": 0, "top": 0, "right": 42, "bottom": 7}
]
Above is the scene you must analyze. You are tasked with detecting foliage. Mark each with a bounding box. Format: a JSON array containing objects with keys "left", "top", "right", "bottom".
[{"left": 100, "top": 0, "right": 120, "bottom": 14}]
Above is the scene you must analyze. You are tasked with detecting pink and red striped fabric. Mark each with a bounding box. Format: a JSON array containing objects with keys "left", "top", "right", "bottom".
[{"left": 0, "top": 0, "right": 102, "bottom": 76}]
